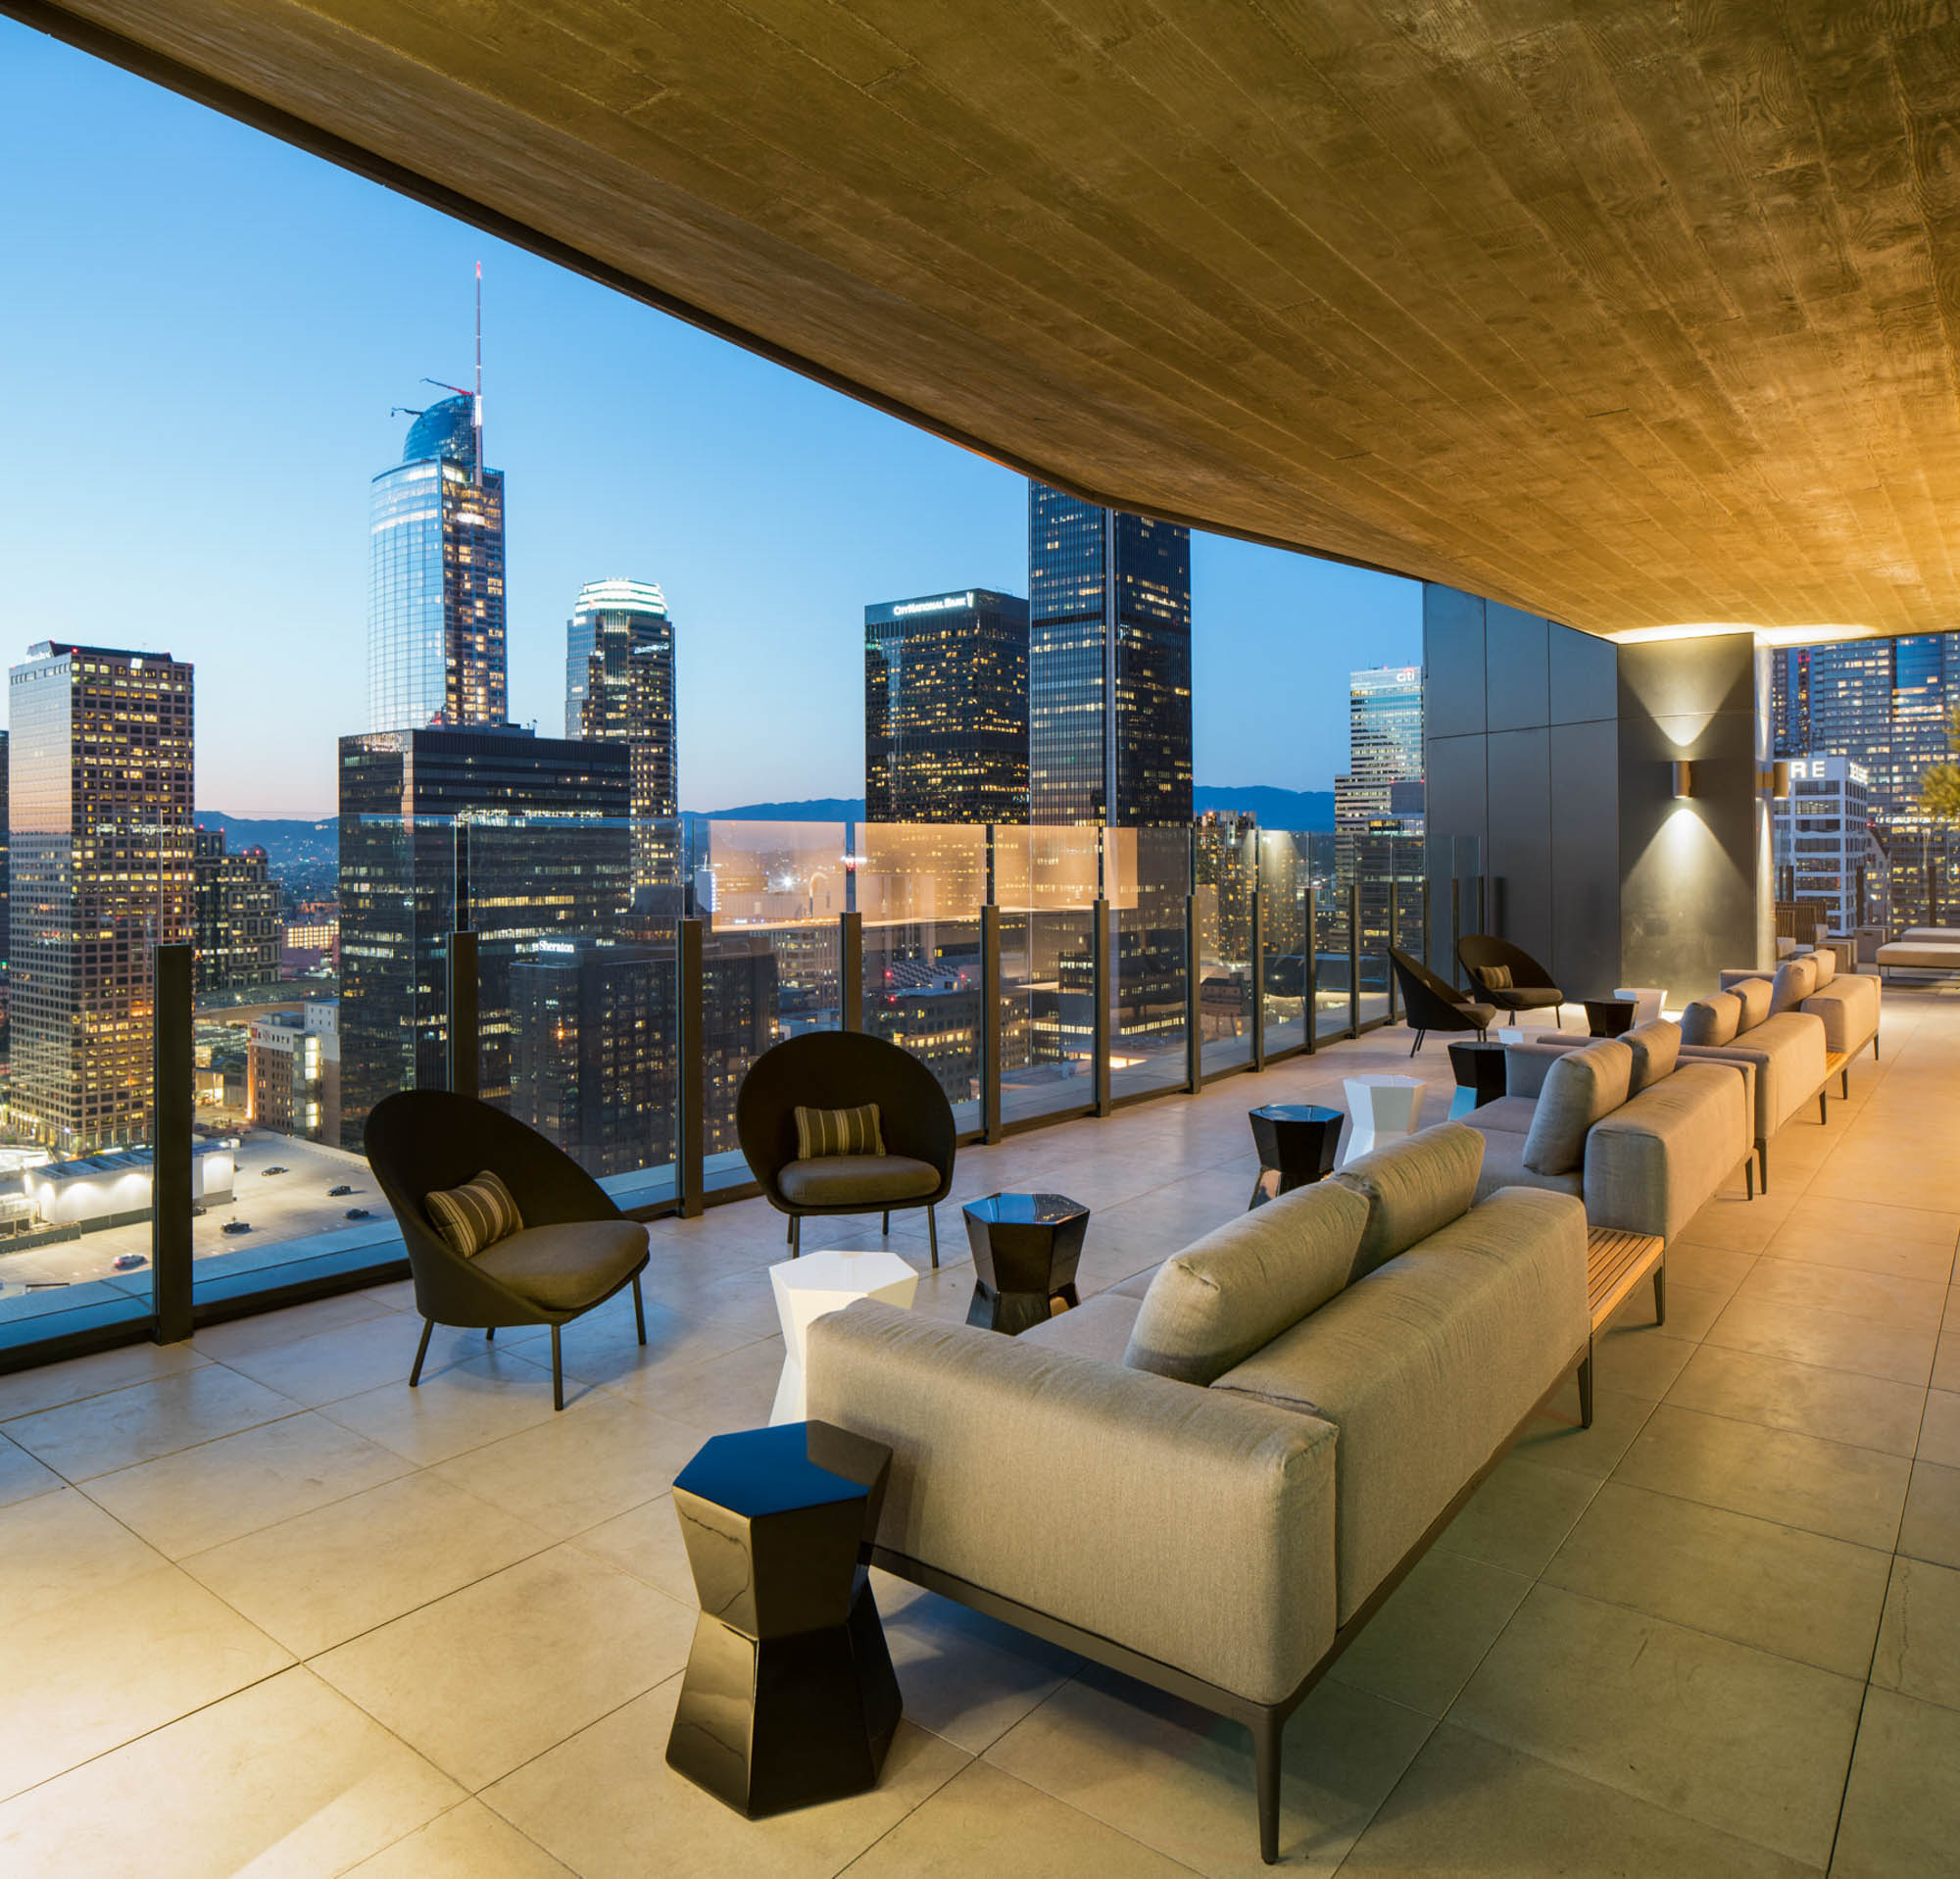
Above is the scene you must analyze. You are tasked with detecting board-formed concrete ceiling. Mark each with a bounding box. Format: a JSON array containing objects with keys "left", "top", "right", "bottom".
[{"left": 16, "top": 0, "right": 1960, "bottom": 639}]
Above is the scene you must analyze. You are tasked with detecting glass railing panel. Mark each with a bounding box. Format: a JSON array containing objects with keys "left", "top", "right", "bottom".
[
  {"left": 1257, "top": 829, "right": 1310, "bottom": 1056},
  {"left": 1195, "top": 821, "right": 1255, "bottom": 1074},
  {"left": 1108, "top": 824, "right": 1191, "bottom": 1101},
  {"left": 1309, "top": 831, "right": 1350, "bottom": 1039},
  {"left": 992, "top": 825, "right": 1099, "bottom": 1123}
]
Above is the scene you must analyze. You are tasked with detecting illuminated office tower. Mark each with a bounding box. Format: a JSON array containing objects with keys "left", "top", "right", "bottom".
[
  {"left": 192, "top": 827, "right": 279, "bottom": 994},
  {"left": 864, "top": 587, "right": 1029, "bottom": 822},
  {"left": 8, "top": 644, "right": 195, "bottom": 1154},
  {"left": 368, "top": 393, "right": 506, "bottom": 730},
  {"left": 1335, "top": 665, "right": 1425, "bottom": 957},
  {"left": 1028, "top": 484, "right": 1192, "bottom": 827},
  {"left": 565, "top": 577, "right": 679, "bottom": 895}
]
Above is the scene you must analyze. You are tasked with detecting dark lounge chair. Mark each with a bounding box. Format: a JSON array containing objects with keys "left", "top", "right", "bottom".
[
  {"left": 1388, "top": 947, "right": 1497, "bottom": 1055},
  {"left": 366, "top": 1090, "right": 650, "bottom": 1411},
  {"left": 737, "top": 1030, "right": 956, "bottom": 1264},
  {"left": 1457, "top": 935, "right": 1566, "bottom": 1026}
]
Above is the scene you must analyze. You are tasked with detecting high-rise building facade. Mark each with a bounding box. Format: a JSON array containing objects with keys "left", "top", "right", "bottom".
[
  {"left": 336, "top": 726, "right": 631, "bottom": 1148},
  {"left": 368, "top": 394, "right": 507, "bottom": 732},
  {"left": 1334, "top": 665, "right": 1425, "bottom": 957},
  {"left": 248, "top": 999, "right": 340, "bottom": 1143},
  {"left": 1028, "top": 484, "right": 1192, "bottom": 827},
  {"left": 193, "top": 827, "right": 280, "bottom": 994},
  {"left": 8, "top": 644, "right": 194, "bottom": 1154},
  {"left": 1773, "top": 755, "right": 1883, "bottom": 934},
  {"left": 864, "top": 587, "right": 1030, "bottom": 822},
  {"left": 564, "top": 577, "right": 679, "bottom": 895}
]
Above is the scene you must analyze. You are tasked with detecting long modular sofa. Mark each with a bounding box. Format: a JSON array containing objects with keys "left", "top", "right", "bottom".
[
  {"left": 1719, "top": 946, "right": 1880, "bottom": 1077},
  {"left": 805, "top": 1121, "right": 1589, "bottom": 1866}
]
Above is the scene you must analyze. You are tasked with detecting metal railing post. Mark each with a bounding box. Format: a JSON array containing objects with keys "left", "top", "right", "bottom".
[
  {"left": 678, "top": 917, "right": 706, "bottom": 1216},
  {"left": 1387, "top": 876, "right": 1399, "bottom": 1025},
  {"left": 1304, "top": 880, "right": 1318, "bottom": 1055},
  {"left": 839, "top": 910, "right": 862, "bottom": 1032},
  {"left": 447, "top": 927, "right": 479, "bottom": 1100},
  {"left": 1450, "top": 877, "right": 1462, "bottom": 987},
  {"left": 981, "top": 904, "right": 1003, "bottom": 1141},
  {"left": 151, "top": 942, "right": 193, "bottom": 1344},
  {"left": 1093, "top": 896, "right": 1112, "bottom": 1117},
  {"left": 1250, "top": 889, "right": 1266, "bottom": 1070},
  {"left": 1348, "top": 882, "right": 1362, "bottom": 1038},
  {"left": 1184, "top": 893, "right": 1202, "bottom": 1092}
]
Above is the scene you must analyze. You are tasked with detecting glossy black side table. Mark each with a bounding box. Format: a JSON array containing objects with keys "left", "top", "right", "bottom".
[
  {"left": 1446, "top": 1040, "right": 1509, "bottom": 1117},
  {"left": 1583, "top": 997, "right": 1637, "bottom": 1039},
  {"left": 665, "top": 1420, "right": 901, "bottom": 1817},
  {"left": 961, "top": 1192, "right": 1088, "bottom": 1333},
  {"left": 1246, "top": 1104, "right": 1343, "bottom": 1209}
]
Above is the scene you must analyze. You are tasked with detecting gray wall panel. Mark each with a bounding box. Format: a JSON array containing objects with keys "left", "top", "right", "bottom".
[
  {"left": 1485, "top": 605, "right": 1550, "bottom": 734},
  {"left": 1423, "top": 585, "right": 1486, "bottom": 737},
  {"left": 1423, "top": 733, "right": 1487, "bottom": 979},
  {"left": 1486, "top": 727, "right": 1553, "bottom": 964},
  {"left": 1549, "top": 720, "right": 1622, "bottom": 995},
  {"left": 1549, "top": 623, "right": 1618, "bottom": 725}
]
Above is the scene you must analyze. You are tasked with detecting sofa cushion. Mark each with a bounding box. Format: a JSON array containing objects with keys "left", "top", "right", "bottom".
[
  {"left": 472, "top": 1219, "right": 649, "bottom": 1313},
  {"left": 1770, "top": 957, "right": 1817, "bottom": 1014},
  {"left": 777, "top": 1154, "right": 940, "bottom": 1207},
  {"left": 1211, "top": 1185, "right": 1589, "bottom": 1621},
  {"left": 1465, "top": 1095, "right": 1538, "bottom": 1134},
  {"left": 1625, "top": 1018, "right": 1681, "bottom": 1094},
  {"left": 1732, "top": 977, "right": 1774, "bottom": 1030},
  {"left": 1122, "top": 1179, "right": 1371, "bottom": 1386},
  {"left": 1521, "top": 1039, "right": 1634, "bottom": 1175},
  {"left": 1019, "top": 1292, "right": 1143, "bottom": 1365},
  {"left": 1328, "top": 1121, "right": 1485, "bottom": 1276},
  {"left": 1465, "top": 1121, "right": 1586, "bottom": 1206},
  {"left": 1681, "top": 990, "right": 1740, "bottom": 1046},
  {"left": 1808, "top": 947, "right": 1838, "bottom": 985}
]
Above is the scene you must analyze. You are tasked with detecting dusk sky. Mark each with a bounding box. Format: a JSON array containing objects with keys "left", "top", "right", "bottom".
[{"left": 0, "top": 21, "right": 1421, "bottom": 819}]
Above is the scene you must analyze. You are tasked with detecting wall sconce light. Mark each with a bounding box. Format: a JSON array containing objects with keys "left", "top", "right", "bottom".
[
  {"left": 1671, "top": 761, "right": 1695, "bottom": 799},
  {"left": 1758, "top": 760, "right": 1790, "bottom": 798}
]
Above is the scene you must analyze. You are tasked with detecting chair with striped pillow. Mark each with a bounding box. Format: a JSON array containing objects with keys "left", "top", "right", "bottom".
[{"left": 737, "top": 1031, "right": 956, "bottom": 1264}]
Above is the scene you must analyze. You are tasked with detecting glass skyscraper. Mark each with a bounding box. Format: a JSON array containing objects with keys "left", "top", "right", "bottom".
[
  {"left": 864, "top": 587, "right": 1030, "bottom": 822},
  {"left": 368, "top": 394, "right": 507, "bottom": 731},
  {"left": 1028, "top": 484, "right": 1192, "bottom": 827}
]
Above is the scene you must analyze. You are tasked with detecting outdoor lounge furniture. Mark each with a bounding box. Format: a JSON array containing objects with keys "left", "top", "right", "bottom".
[
  {"left": 736, "top": 1030, "right": 955, "bottom": 1265},
  {"left": 1457, "top": 935, "right": 1565, "bottom": 1024},
  {"left": 1387, "top": 945, "right": 1495, "bottom": 1054},
  {"left": 1675, "top": 967, "right": 1832, "bottom": 1192},
  {"left": 805, "top": 1122, "right": 1591, "bottom": 1865},
  {"left": 365, "top": 1089, "right": 651, "bottom": 1411},
  {"left": 1719, "top": 949, "right": 1880, "bottom": 1083},
  {"left": 1877, "top": 929, "right": 1960, "bottom": 977}
]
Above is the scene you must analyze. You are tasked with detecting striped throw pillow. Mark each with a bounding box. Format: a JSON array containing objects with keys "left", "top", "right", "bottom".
[
  {"left": 1469, "top": 963, "right": 1513, "bottom": 992},
  {"left": 425, "top": 1169, "right": 523, "bottom": 1258},
  {"left": 794, "top": 1103, "right": 885, "bottom": 1160}
]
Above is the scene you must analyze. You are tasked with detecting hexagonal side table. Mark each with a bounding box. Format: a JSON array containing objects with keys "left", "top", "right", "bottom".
[
  {"left": 1246, "top": 1104, "right": 1343, "bottom": 1208},
  {"left": 1340, "top": 1075, "right": 1426, "bottom": 1165},
  {"left": 665, "top": 1420, "right": 901, "bottom": 1817},
  {"left": 769, "top": 1250, "right": 918, "bottom": 1426},
  {"left": 961, "top": 1192, "right": 1089, "bottom": 1334}
]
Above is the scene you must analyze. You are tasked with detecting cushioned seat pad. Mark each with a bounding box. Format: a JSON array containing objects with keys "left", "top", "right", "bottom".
[
  {"left": 1019, "top": 1293, "right": 1143, "bottom": 1364},
  {"left": 471, "top": 1219, "right": 649, "bottom": 1313},
  {"left": 1491, "top": 985, "right": 1563, "bottom": 1010},
  {"left": 777, "top": 1153, "right": 941, "bottom": 1206}
]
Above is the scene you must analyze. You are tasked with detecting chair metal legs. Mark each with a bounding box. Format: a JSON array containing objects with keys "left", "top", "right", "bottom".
[
  {"left": 926, "top": 1205, "right": 939, "bottom": 1270},
  {"left": 1408, "top": 1028, "right": 1424, "bottom": 1057},
  {"left": 882, "top": 1211, "right": 890, "bottom": 1234},
  {"left": 633, "top": 1273, "right": 647, "bottom": 1345},
  {"left": 484, "top": 1326, "right": 494, "bottom": 1341},
  {"left": 550, "top": 1323, "right": 564, "bottom": 1412},
  {"left": 790, "top": 1216, "right": 802, "bottom": 1257},
  {"left": 409, "top": 1316, "right": 433, "bottom": 1387}
]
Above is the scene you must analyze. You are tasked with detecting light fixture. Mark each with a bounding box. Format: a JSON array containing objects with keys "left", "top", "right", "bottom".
[
  {"left": 1671, "top": 761, "right": 1695, "bottom": 799},
  {"left": 1603, "top": 621, "right": 1879, "bottom": 648},
  {"left": 1759, "top": 759, "right": 1791, "bottom": 798}
]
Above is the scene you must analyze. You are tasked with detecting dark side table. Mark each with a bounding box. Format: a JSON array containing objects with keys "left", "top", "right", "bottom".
[
  {"left": 665, "top": 1420, "right": 901, "bottom": 1817},
  {"left": 961, "top": 1193, "right": 1088, "bottom": 1333},
  {"left": 1446, "top": 1040, "right": 1509, "bottom": 1118},
  {"left": 1247, "top": 1104, "right": 1343, "bottom": 1209},
  {"left": 1583, "top": 997, "right": 1637, "bottom": 1039}
]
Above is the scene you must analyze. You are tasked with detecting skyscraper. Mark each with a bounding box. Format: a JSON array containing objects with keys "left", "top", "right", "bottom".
[
  {"left": 192, "top": 827, "right": 280, "bottom": 994},
  {"left": 1028, "top": 485, "right": 1192, "bottom": 827},
  {"left": 368, "top": 393, "right": 506, "bottom": 731},
  {"left": 864, "top": 587, "right": 1030, "bottom": 822},
  {"left": 564, "top": 577, "right": 679, "bottom": 895},
  {"left": 1335, "top": 665, "right": 1425, "bottom": 955},
  {"left": 8, "top": 644, "right": 194, "bottom": 1155}
]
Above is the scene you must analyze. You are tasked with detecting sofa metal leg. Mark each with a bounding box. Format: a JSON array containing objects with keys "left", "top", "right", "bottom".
[
  {"left": 1251, "top": 1708, "right": 1282, "bottom": 1865},
  {"left": 1653, "top": 1261, "right": 1667, "bottom": 1326},
  {"left": 409, "top": 1317, "right": 433, "bottom": 1388},
  {"left": 1578, "top": 1345, "right": 1595, "bottom": 1430},
  {"left": 550, "top": 1324, "right": 564, "bottom": 1412},
  {"left": 926, "top": 1205, "right": 940, "bottom": 1270},
  {"left": 1840, "top": 1067, "right": 1850, "bottom": 1099},
  {"left": 632, "top": 1273, "right": 647, "bottom": 1346},
  {"left": 1819, "top": 1091, "right": 1828, "bottom": 1124},
  {"left": 1757, "top": 1142, "right": 1769, "bottom": 1194},
  {"left": 1744, "top": 1157, "right": 1755, "bottom": 1201}
]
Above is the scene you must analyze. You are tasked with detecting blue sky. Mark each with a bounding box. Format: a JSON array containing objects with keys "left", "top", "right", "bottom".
[{"left": 0, "top": 21, "right": 1420, "bottom": 817}]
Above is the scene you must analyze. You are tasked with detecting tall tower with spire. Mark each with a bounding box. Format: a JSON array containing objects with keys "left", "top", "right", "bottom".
[{"left": 367, "top": 269, "right": 507, "bottom": 730}]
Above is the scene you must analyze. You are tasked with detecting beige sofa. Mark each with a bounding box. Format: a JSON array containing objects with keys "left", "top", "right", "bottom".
[
  {"left": 1719, "top": 947, "right": 1880, "bottom": 1081},
  {"left": 805, "top": 1122, "right": 1588, "bottom": 1866},
  {"left": 1677, "top": 964, "right": 1830, "bottom": 1191},
  {"left": 1878, "top": 928, "right": 1960, "bottom": 977},
  {"left": 1463, "top": 1021, "right": 1753, "bottom": 1237}
]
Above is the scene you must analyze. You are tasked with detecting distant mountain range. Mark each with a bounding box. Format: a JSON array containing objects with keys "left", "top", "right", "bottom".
[{"left": 195, "top": 813, "right": 339, "bottom": 869}]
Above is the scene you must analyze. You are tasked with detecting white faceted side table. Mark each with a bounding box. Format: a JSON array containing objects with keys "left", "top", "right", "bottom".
[
  {"left": 768, "top": 1249, "right": 919, "bottom": 1425},
  {"left": 1341, "top": 1075, "right": 1427, "bottom": 1165},
  {"left": 1612, "top": 986, "right": 1667, "bottom": 1026}
]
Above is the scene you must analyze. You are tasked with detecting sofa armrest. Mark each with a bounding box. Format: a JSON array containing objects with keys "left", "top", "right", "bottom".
[
  {"left": 1678, "top": 1044, "right": 1768, "bottom": 1133},
  {"left": 805, "top": 1301, "right": 1338, "bottom": 1707},
  {"left": 1586, "top": 1063, "right": 1751, "bottom": 1241}
]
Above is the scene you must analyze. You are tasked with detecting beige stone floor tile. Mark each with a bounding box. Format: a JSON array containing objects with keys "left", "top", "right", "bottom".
[
  {"left": 1, "top": 1363, "right": 298, "bottom": 1480},
  {"left": 844, "top": 1758, "right": 1197, "bottom": 1877},
  {"left": 348, "top": 1800, "right": 574, "bottom": 1876},
  {"left": 1645, "top": 1279, "right": 1728, "bottom": 1341},
  {"left": 358, "top": 1277, "right": 417, "bottom": 1311},
  {"left": 1831, "top": 1687, "right": 1960, "bottom": 1877},
  {"left": 183, "top": 1470, "right": 552, "bottom": 1656},
  {"left": 1589, "top": 1323, "right": 1695, "bottom": 1401},
  {"left": 1326, "top": 1547, "right": 1532, "bottom": 1717},
  {"left": 1936, "top": 1328, "right": 1960, "bottom": 1394},
  {"left": 1511, "top": 1383, "right": 1653, "bottom": 1480},
  {"left": 1339, "top": 1722, "right": 1818, "bottom": 1878},
  {"left": 0, "top": 1484, "right": 168, "bottom": 1618},
  {"left": 0, "top": 1336, "right": 207, "bottom": 1421},
  {"left": 1543, "top": 1480, "right": 1890, "bottom": 1678},
  {"left": 1918, "top": 1388, "right": 1960, "bottom": 1466},
  {"left": 80, "top": 1408, "right": 414, "bottom": 1558},
  {"left": 1809, "top": 1151, "right": 1960, "bottom": 1215},
  {"left": 1615, "top": 1405, "right": 1911, "bottom": 1549},
  {"left": 653, "top": 1333, "right": 788, "bottom": 1434},
  {"left": 1437, "top": 1453, "right": 1600, "bottom": 1576},
  {"left": 315, "top": 1545, "right": 695, "bottom": 1792},
  {"left": 1664, "top": 1342, "right": 1928, "bottom": 1456},
  {"left": 482, "top": 1676, "right": 969, "bottom": 1879},
  {"left": 1898, "top": 1459, "right": 1960, "bottom": 1568},
  {"left": 1873, "top": 1555, "right": 1960, "bottom": 1711},
  {"left": 1706, "top": 1293, "right": 1938, "bottom": 1385},
  {"left": 0, "top": 1563, "right": 291, "bottom": 1803},
  {"left": 568, "top": 1491, "right": 696, "bottom": 1605},
  {"left": 1764, "top": 1200, "right": 1958, "bottom": 1284},
  {"left": 213, "top": 1310, "right": 488, "bottom": 1408},
  {"left": 191, "top": 1288, "right": 399, "bottom": 1360},
  {"left": 1736, "top": 1256, "right": 1949, "bottom": 1330},
  {"left": 432, "top": 1393, "right": 704, "bottom": 1539},
  {"left": 1662, "top": 1240, "right": 1760, "bottom": 1299},
  {"left": 318, "top": 1348, "right": 578, "bottom": 1464},
  {"left": 1677, "top": 1187, "right": 1799, "bottom": 1255},
  {"left": 0, "top": 1666, "right": 462, "bottom": 1879},
  {"left": 632, "top": 1263, "right": 803, "bottom": 1339},
  {"left": 872, "top": 1573, "right": 1082, "bottom": 1754},
  {"left": 0, "top": 1428, "right": 63, "bottom": 1508},
  {"left": 1450, "top": 1583, "right": 1863, "bottom": 1866},
  {"left": 986, "top": 1663, "right": 1430, "bottom": 1877}
]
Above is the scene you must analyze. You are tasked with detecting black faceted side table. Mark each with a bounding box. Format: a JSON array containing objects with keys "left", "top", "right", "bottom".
[
  {"left": 1246, "top": 1104, "right": 1343, "bottom": 1209},
  {"left": 665, "top": 1420, "right": 902, "bottom": 1817},
  {"left": 1446, "top": 1040, "right": 1509, "bottom": 1118},
  {"left": 1583, "top": 996, "right": 1637, "bottom": 1038},
  {"left": 961, "top": 1193, "right": 1088, "bottom": 1334}
]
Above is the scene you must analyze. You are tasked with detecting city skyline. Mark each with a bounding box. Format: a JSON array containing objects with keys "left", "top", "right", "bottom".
[{"left": 0, "top": 22, "right": 1421, "bottom": 819}]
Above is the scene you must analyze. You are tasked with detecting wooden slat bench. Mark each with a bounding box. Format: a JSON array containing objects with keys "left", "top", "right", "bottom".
[{"left": 1580, "top": 1226, "right": 1666, "bottom": 1428}]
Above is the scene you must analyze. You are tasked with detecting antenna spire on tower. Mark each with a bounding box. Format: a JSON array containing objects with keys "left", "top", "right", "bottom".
[{"left": 472, "top": 261, "right": 484, "bottom": 488}]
